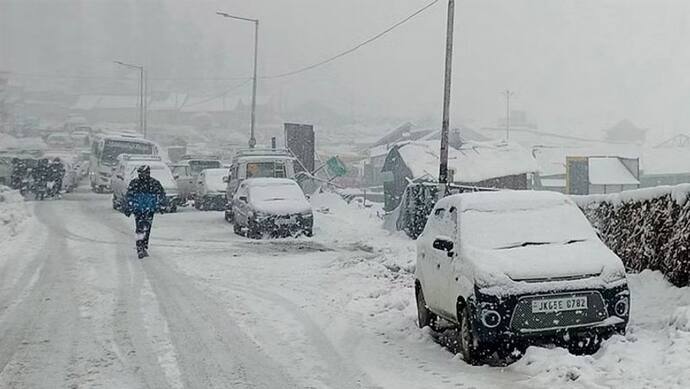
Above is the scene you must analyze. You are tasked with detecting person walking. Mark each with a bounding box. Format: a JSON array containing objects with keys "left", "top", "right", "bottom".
[{"left": 124, "top": 165, "right": 167, "bottom": 259}]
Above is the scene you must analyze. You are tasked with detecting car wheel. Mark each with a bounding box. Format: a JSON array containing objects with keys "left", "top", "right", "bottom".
[
  {"left": 415, "top": 282, "right": 437, "bottom": 329},
  {"left": 169, "top": 204, "right": 178, "bottom": 213},
  {"left": 233, "top": 221, "right": 242, "bottom": 235},
  {"left": 112, "top": 195, "right": 118, "bottom": 210},
  {"left": 224, "top": 209, "right": 234, "bottom": 223},
  {"left": 303, "top": 228, "right": 313, "bottom": 237},
  {"left": 460, "top": 305, "right": 483, "bottom": 365},
  {"left": 247, "top": 221, "right": 261, "bottom": 239}
]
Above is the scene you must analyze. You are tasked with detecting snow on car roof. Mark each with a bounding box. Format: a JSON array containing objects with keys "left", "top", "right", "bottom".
[
  {"left": 437, "top": 190, "right": 573, "bottom": 213},
  {"left": 244, "top": 178, "right": 298, "bottom": 187}
]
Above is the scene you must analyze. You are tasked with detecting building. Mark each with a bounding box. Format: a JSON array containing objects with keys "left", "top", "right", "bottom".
[
  {"left": 565, "top": 156, "right": 640, "bottom": 195},
  {"left": 603, "top": 119, "right": 647, "bottom": 143},
  {"left": 380, "top": 140, "right": 538, "bottom": 211}
]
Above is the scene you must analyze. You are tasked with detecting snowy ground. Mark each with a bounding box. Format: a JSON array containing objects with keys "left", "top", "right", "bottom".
[{"left": 0, "top": 187, "right": 689, "bottom": 388}]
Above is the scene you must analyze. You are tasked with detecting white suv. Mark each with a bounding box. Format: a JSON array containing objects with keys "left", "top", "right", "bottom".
[
  {"left": 415, "top": 190, "right": 629, "bottom": 364},
  {"left": 110, "top": 155, "right": 181, "bottom": 213}
]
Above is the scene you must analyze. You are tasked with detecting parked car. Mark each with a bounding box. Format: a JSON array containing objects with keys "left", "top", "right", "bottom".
[
  {"left": 415, "top": 190, "right": 629, "bottom": 364},
  {"left": 194, "top": 168, "right": 228, "bottom": 211},
  {"left": 231, "top": 178, "right": 313, "bottom": 238},
  {"left": 111, "top": 155, "right": 181, "bottom": 213},
  {"left": 224, "top": 148, "right": 296, "bottom": 223},
  {"left": 171, "top": 157, "right": 222, "bottom": 203}
]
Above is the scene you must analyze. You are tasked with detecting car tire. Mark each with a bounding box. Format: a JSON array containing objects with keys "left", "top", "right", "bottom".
[
  {"left": 247, "top": 221, "right": 261, "bottom": 239},
  {"left": 460, "top": 305, "right": 483, "bottom": 365},
  {"left": 169, "top": 204, "right": 178, "bottom": 213},
  {"left": 415, "top": 282, "right": 437, "bottom": 329},
  {"left": 112, "top": 195, "right": 120, "bottom": 211},
  {"left": 233, "top": 221, "right": 242, "bottom": 235},
  {"left": 304, "top": 228, "right": 313, "bottom": 237},
  {"left": 225, "top": 209, "right": 234, "bottom": 223}
]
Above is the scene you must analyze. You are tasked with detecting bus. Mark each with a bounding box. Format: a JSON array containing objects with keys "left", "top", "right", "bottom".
[{"left": 89, "top": 134, "right": 160, "bottom": 193}]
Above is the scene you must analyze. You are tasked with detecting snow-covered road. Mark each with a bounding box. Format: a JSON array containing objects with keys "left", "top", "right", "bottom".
[{"left": 1, "top": 189, "right": 689, "bottom": 388}]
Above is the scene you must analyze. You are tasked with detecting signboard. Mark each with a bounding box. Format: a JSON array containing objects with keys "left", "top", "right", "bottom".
[
  {"left": 284, "top": 123, "right": 315, "bottom": 173},
  {"left": 326, "top": 156, "right": 347, "bottom": 177},
  {"left": 566, "top": 156, "right": 589, "bottom": 195}
]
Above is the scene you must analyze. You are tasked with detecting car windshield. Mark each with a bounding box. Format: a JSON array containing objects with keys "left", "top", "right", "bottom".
[
  {"left": 250, "top": 183, "right": 304, "bottom": 202},
  {"left": 102, "top": 140, "right": 153, "bottom": 164},
  {"left": 189, "top": 160, "right": 221, "bottom": 175},
  {"left": 461, "top": 203, "right": 596, "bottom": 250},
  {"left": 128, "top": 164, "right": 175, "bottom": 188},
  {"left": 246, "top": 161, "right": 287, "bottom": 178}
]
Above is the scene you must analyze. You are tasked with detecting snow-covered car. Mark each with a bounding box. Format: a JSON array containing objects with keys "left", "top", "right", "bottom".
[
  {"left": 232, "top": 178, "right": 313, "bottom": 238},
  {"left": 111, "top": 155, "right": 181, "bottom": 213},
  {"left": 223, "top": 148, "right": 296, "bottom": 222},
  {"left": 194, "top": 168, "right": 228, "bottom": 211},
  {"left": 171, "top": 157, "right": 222, "bottom": 203},
  {"left": 415, "top": 190, "right": 629, "bottom": 364}
]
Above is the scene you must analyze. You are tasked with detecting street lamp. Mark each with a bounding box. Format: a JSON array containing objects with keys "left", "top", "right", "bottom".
[
  {"left": 217, "top": 11, "right": 259, "bottom": 148},
  {"left": 114, "top": 60, "right": 146, "bottom": 137}
]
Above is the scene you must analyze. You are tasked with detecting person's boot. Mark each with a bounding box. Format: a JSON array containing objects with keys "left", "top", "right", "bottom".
[
  {"left": 137, "top": 250, "right": 145, "bottom": 259},
  {"left": 142, "top": 249, "right": 149, "bottom": 258}
]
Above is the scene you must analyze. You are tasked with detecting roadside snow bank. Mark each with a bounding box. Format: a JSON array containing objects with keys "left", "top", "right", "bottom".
[
  {"left": 311, "top": 191, "right": 415, "bottom": 273},
  {"left": 0, "top": 185, "right": 30, "bottom": 238}
]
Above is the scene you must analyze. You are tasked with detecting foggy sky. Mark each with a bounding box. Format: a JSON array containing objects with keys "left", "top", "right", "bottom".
[{"left": 2, "top": 0, "right": 690, "bottom": 139}]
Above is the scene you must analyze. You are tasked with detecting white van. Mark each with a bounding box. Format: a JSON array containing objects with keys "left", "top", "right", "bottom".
[
  {"left": 110, "top": 155, "right": 180, "bottom": 213},
  {"left": 223, "top": 148, "right": 296, "bottom": 222}
]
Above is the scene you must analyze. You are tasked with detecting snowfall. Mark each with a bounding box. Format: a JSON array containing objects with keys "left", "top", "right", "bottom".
[{"left": 1, "top": 185, "right": 689, "bottom": 388}]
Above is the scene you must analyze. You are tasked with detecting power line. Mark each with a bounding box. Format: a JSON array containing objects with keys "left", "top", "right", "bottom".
[
  {"left": 262, "top": 0, "right": 440, "bottom": 79},
  {"left": 7, "top": 0, "right": 440, "bottom": 83}
]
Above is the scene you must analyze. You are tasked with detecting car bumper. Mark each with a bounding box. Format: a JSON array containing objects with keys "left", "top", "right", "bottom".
[
  {"left": 253, "top": 214, "right": 313, "bottom": 236},
  {"left": 201, "top": 194, "right": 226, "bottom": 210},
  {"left": 469, "top": 283, "right": 630, "bottom": 345}
]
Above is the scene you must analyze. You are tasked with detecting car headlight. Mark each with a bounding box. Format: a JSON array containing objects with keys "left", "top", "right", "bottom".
[{"left": 603, "top": 268, "right": 627, "bottom": 283}]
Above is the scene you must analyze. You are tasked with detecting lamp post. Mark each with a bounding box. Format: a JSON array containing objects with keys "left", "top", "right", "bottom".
[
  {"left": 217, "top": 11, "right": 259, "bottom": 149},
  {"left": 114, "top": 61, "right": 146, "bottom": 137}
]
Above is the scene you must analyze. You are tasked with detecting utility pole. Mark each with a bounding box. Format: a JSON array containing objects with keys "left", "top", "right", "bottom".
[
  {"left": 504, "top": 90, "right": 514, "bottom": 141},
  {"left": 438, "top": 0, "right": 455, "bottom": 197},
  {"left": 217, "top": 11, "right": 259, "bottom": 148}
]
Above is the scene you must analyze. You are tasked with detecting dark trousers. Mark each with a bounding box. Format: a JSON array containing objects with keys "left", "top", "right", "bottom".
[{"left": 134, "top": 212, "right": 154, "bottom": 252}]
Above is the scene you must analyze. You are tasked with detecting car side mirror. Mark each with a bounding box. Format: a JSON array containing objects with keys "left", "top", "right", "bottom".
[
  {"left": 432, "top": 237, "right": 454, "bottom": 257},
  {"left": 239, "top": 195, "right": 247, "bottom": 202},
  {"left": 222, "top": 176, "right": 229, "bottom": 183}
]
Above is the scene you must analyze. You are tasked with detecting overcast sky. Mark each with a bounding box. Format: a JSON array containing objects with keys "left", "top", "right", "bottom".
[{"left": 2, "top": 0, "right": 690, "bottom": 138}]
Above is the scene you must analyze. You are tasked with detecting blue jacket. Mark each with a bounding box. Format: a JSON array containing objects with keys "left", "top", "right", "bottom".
[{"left": 125, "top": 176, "right": 167, "bottom": 215}]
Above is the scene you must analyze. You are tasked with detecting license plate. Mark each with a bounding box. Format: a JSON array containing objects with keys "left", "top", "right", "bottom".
[
  {"left": 274, "top": 218, "right": 294, "bottom": 226},
  {"left": 531, "top": 296, "right": 588, "bottom": 313}
]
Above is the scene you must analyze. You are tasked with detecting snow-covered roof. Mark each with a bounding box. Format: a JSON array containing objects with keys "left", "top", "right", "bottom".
[
  {"left": 393, "top": 140, "right": 538, "bottom": 183},
  {"left": 588, "top": 157, "right": 640, "bottom": 185},
  {"left": 148, "top": 93, "right": 187, "bottom": 111},
  {"left": 71, "top": 95, "right": 146, "bottom": 110},
  {"left": 532, "top": 145, "right": 640, "bottom": 177}
]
